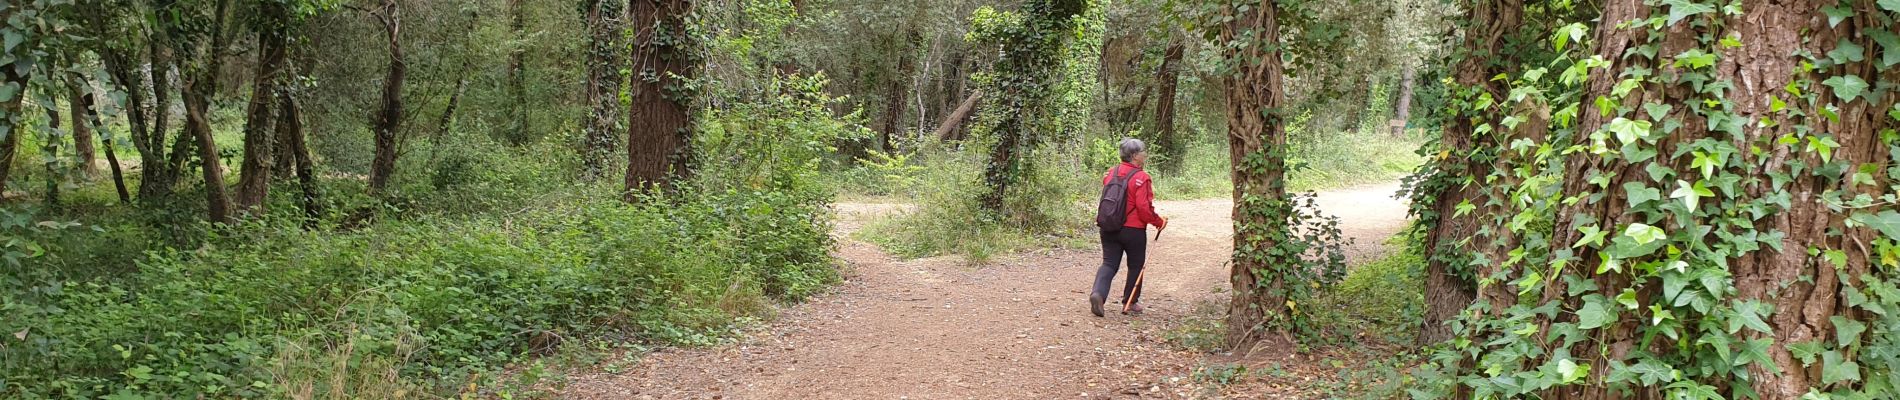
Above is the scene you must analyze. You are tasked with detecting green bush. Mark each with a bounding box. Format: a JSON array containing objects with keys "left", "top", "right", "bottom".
[{"left": 0, "top": 75, "right": 853, "bottom": 399}]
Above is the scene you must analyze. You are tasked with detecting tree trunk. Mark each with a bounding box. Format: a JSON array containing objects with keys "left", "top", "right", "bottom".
[
  {"left": 1222, "top": 0, "right": 1291, "bottom": 347},
  {"left": 184, "top": 49, "right": 233, "bottom": 223},
  {"left": 278, "top": 89, "right": 320, "bottom": 226},
  {"left": 506, "top": 0, "right": 529, "bottom": 146},
  {"left": 67, "top": 84, "right": 97, "bottom": 178},
  {"left": 1415, "top": 0, "right": 1521, "bottom": 347},
  {"left": 581, "top": 0, "right": 624, "bottom": 179},
  {"left": 367, "top": 0, "right": 406, "bottom": 195},
  {"left": 236, "top": 2, "right": 289, "bottom": 215},
  {"left": 0, "top": 53, "right": 28, "bottom": 198},
  {"left": 878, "top": 30, "right": 920, "bottom": 152},
  {"left": 42, "top": 100, "right": 63, "bottom": 207},
  {"left": 1390, "top": 64, "right": 1414, "bottom": 137},
  {"left": 1151, "top": 41, "right": 1184, "bottom": 173},
  {"left": 624, "top": 0, "right": 696, "bottom": 196},
  {"left": 74, "top": 85, "right": 130, "bottom": 202},
  {"left": 976, "top": 0, "right": 1087, "bottom": 214},
  {"left": 933, "top": 90, "right": 982, "bottom": 141}
]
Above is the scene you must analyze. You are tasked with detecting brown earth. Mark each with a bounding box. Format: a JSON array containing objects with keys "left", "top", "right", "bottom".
[{"left": 562, "top": 183, "right": 1411, "bottom": 399}]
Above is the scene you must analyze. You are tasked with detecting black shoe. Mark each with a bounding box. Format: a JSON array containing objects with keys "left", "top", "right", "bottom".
[{"left": 1089, "top": 293, "right": 1105, "bottom": 317}]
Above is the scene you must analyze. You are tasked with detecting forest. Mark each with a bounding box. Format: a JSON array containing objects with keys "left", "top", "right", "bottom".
[{"left": 1, "top": 0, "right": 1896, "bottom": 398}]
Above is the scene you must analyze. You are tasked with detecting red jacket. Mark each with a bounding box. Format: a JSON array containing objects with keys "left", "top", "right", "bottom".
[{"left": 1103, "top": 163, "right": 1161, "bottom": 229}]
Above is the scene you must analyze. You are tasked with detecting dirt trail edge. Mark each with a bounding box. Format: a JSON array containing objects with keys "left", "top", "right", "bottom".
[{"left": 563, "top": 182, "right": 1410, "bottom": 399}]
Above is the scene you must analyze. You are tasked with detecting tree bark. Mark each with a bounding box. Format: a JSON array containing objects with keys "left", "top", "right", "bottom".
[
  {"left": 236, "top": 2, "right": 289, "bottom": 215},
  {"left": 1390, "top": 64, "right": 1415, "bottom": 137},
  {"left": 878, "top": 30, "right": 920, "bottom": 152},
  {"left": 1416, "top": 0, "right": 1521, "bottom": 347},
  {"left": 933, "top": 90, "right": 982, "bottom": 141},
  {"left": 1151, "top": 41, "right": 1184, "bottom": 173},
  {"left": 178, "top": 0, "right": 236, "bottom": 224},
  {"left": 74, "top": 85, "right": 130, "bottom": 202},
  {"left": 506, "top": 0, "right": 529, "bottom": 146},
  {"left": 1222, "top": 0, "right": 1291, "bottom": 348},
  {"left": 582, "top": 0, "right": 624, "bottom": 179},
  {"left": 277, "top": 89, "right": 320, "bottom": 226},
  {"left": 367, "top": 0, "right": 406, "bottom": 195},
  {"left": 624, "top": 0, "right": 696, "bottom": 196},
  {"left": 67, "top": 83, "right": 97, "bottom": 178},
  {"left": 42, "top": 99, "right": 63, "bottom": 207},
  {"left": 0, "top": 50, "right": 28, "bottom": 198}
]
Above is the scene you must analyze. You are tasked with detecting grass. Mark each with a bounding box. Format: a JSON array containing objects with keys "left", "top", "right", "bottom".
[{"left": 1160, "top": 130, "right": 1426, "bottom": 200}]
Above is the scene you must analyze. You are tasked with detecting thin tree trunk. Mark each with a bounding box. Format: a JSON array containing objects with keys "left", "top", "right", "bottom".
[
  {"left": 67, "top": 83, "right": 97, "bottom": 178},
  {"left": 933, "top": 90, "right": 982, "bottom": 141},
  {"left": 76, "top": 87, "right": 131, "bottom": 203},
  {"left": 1389, "top": 64, "right": 1415, "bottom": 137},
  {"left": 878, "top": 30, "right": 920, "bottom": 152},
  {"left": 1151, "top": 41, "right": 1184, "bottom": 173},
  {"left": 0, "top": 54, "right": 28, "bottom": 199},
  {"left": 624, "top": 0, "right": 696, "bottom": 196},
  {"left": 236, "top": 2, "right": 289, "bottom": 215},
  {"left": 43, "top": 100, "right": 63, "bottom": 207},
  {"left": 581, "top": 0, "right": 624, "bottom": 179},
  {"left": 506, "top": 0, "right": 529, "bottom": 145},
  {"left": 367, "top": 0, "right": 406, "bottom": 195},
  {"left": 1222, "top": 0, "right": 1290, "bottom": 348},
  {"left": 182, "top": 0, "right": 235, "bottom": 223},
  {"left": 278, "top": 89, "right": 320, "bottom": 226}
]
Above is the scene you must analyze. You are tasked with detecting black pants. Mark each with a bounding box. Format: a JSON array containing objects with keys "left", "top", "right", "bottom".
[{"left": 1092, "top": 228, "right": 1147, "bottom": 306}]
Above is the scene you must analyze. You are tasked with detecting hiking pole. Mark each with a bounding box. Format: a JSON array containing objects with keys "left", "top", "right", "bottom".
[{"left": 1123, "top": 225, "right": 1164, "bottom": 314}]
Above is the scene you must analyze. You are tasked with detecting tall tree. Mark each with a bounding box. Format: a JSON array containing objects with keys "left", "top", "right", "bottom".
[
  {"left": 0, "top": 5, "right": 35, "bottom": 199},
  {"left": 877, "top": 29, "right": 921, "bottom": 152},
  {"left": 236, "top": 0, "right": 291, "bottom": 215},
  {"left": 66, "top": 83, "right": 97, "bottom": 178},
  {"left": 974, "top": 0, "right": 1088, "bottom": 213},
  {"left": 1413, "top": 0, "right": 1521, "bottom": 346},
  {"left": 1150, "top": 40, "right": 1184, "bottom": 172},
  {"left": 624, "top": 0, "right": 697, "bottom": 195},
  {"left": 1218, "top": 0, "right": 1292, "bottom": 347},
  {"left": 1389, "top": 64, "right": 1414, "bottom": 137},
  {"left": 366, "top": 0, "right": 406, "bottom": 195},
  {"left": 72, "top": 84, "right": 130, "bottom": 202},
  {"left": 176, "top": 0, "right": 237, "bottom": 223},
  {"left": 581, "top": 0, "right": 624, "bottom": 179}
]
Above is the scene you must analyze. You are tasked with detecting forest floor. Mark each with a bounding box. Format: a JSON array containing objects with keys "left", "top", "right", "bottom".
[{"left": 561, "top": 183, "right": 1410, "bottom": 399}]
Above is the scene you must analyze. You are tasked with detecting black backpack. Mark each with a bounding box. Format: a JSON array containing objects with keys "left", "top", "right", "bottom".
[{"left": 1096, "top": 166, "right": 1137, "bottom": 233}]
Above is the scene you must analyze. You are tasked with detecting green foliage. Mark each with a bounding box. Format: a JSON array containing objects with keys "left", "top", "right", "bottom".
[{"left": 1306, "top": 236, "right": 1426, "bottom": 345}]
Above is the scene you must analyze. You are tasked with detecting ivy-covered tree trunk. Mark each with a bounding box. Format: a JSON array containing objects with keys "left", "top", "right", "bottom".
[
  {"left": 1152, "top": 41, "right": 1184, "bottom": 173},
  {"left": 367, "top": 0, "right": 406, "bottom": 195},
  {"left": 975, "top": 0, "right": 1087, "bottom": 214},
  {"left": 1416, "top": 0, "right": 1521, "bottom": 346},
  {"left": 180, "top": 0, "right": 235, "bottom": 224},
  {"left": 0, "top": 49, "right": 28, "bottom": 197},
  {"left": 236, "top": 1, "right": 289, "bottom": 215},
  {"left": 878, "top": 30, "right": 919, "bottom": 152},
  {"left": 66, "top": 83, "right": 96, "bottom": 178},
  {"left": 581, "top": 0, "right": 624, "bottom": 180},
  {"left": 73, "top": 85, "right": 129, "bottom": 202},
  {"left": 1221, "top": 0, "right": 1291, "bottom": 347},
  {"left": 625, "top": 0, "right": 696, "bottom": 195},
  {"left": 277, "top": 89, "right": 320, "bottom": 226}
]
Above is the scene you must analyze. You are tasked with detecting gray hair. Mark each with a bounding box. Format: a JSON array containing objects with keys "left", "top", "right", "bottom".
[{"left": 1118, "top": 138, "right": 1146, "bottom": 162}]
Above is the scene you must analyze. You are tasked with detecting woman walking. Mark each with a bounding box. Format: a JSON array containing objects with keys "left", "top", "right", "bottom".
[{"left": 1090, "top": 138, "right": 1167, "bottom": 317}]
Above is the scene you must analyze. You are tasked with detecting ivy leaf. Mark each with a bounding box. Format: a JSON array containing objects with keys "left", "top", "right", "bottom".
[
  {"left": 1829, "top": 39, "right": 1867, "bottom": 64},
  {"left": 1832, "top": 316, "right": 1867, "bottom": 348},
  {"left": 1697, "top": 332, "right": 1733, "bottom": 364},
  {"left": 1869, "top": 29, "right": 1900, "bottom": 68},
  {"left": 1578, "top": 295, "right": 1617, "bottom": 329},
  {"left": 1739, "top": 338, "right": 1780, "bottom": 374},
  {"left": 1884, "top": 0, "right": 1900, "bottom": 12},
  {"left": 1823, "top": 4, "right": 1854, "bottom": 27},
  {"left": 1822, "top": 350, "right": 1862, "bottom": 384},
  {"left": 1848, "top": 210, "right": 1900, "bottom": 240},
  {"left": 1730, "top": 300, "right": 1774, "bottom": 335},
  {"left": 1624, "top": 182, "right": 1662, "bottom": 207},
  {"left": 1558, "top": 358, "right": 1589, "bottom": 383},
  {"left": 1553, "top": 23, "right": 1587, "bottom": 52},
  {"left": 1616, "top": 289, "right": 1640, "bottom": 309},
  {"left": 1625, "top": 222, "right": 1666, "bottom": 245},
  {"left": 1788, "top": 340, "right": 1825, "bottom": 365},
  {"left": 1662, "top": 0, "right": 1716, "bottom": 26},
  {"left": 1822, "top": 76, "right": 1870, "bottom": 102},
  {"left": 1607, "top": 118, "right": 1652, "bottom": 145},
  {"left": 1670, "top": 180, "right": 1712, "bottom": 212},
  {"left": 2, "top": 31, "right": 21, "bottom": 53},
  {"left": 1674, "top": 49, "right": 1717, "bottom": 69}
]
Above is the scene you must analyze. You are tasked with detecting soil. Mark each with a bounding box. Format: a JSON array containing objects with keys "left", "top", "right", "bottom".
[{"left": 561, "top": 183, "right": 1411, "bottom": 399}]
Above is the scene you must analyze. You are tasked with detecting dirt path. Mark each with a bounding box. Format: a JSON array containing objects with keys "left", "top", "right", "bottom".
[{"left": 563, "top": 183, "right": 1410, "bottom": 399}]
